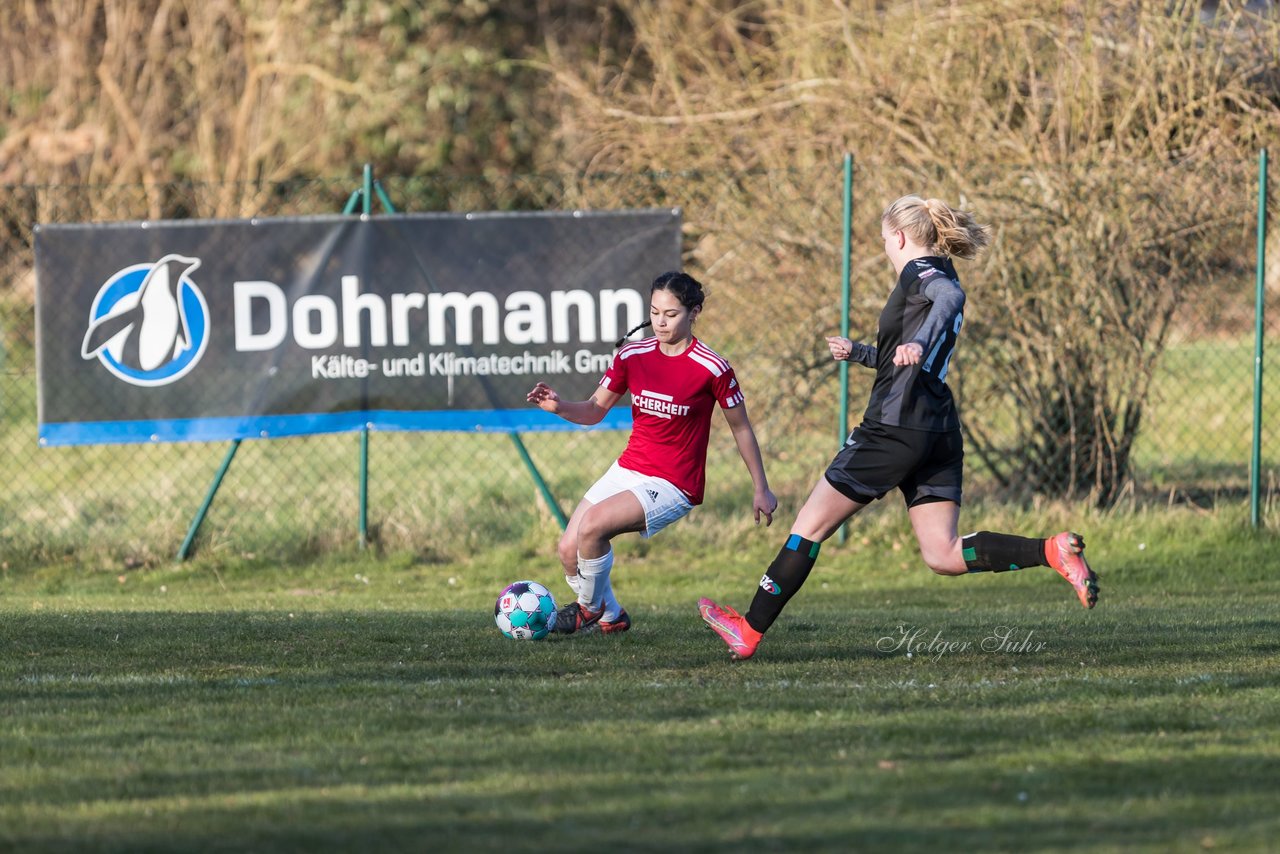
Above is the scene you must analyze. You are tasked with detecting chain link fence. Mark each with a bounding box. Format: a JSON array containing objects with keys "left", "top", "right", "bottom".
[{"left": 1, "top": 161, "right": 1276, "bottom": 568}]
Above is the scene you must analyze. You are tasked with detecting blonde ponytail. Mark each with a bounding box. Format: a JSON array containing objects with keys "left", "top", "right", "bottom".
[{"left": 883, "top": 195, "right": 991, "bottom": 260}]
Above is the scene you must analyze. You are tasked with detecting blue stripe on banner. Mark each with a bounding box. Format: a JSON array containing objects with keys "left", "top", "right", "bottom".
[{"left": 38, "top": 408, "right": 634, "bottom": 447}]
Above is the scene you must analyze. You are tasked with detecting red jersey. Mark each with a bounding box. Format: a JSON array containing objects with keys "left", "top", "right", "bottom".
[{"left": 599, "top": 337, "right": 744, "bottom": 505}]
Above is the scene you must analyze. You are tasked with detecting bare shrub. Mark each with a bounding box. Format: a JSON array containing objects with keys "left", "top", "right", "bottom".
[
  {"left": 542, "top": 0, "right": 1280, "bottom": 503},
  {"left": 0, "top": 0, "right": 590, "bottom": 202}
]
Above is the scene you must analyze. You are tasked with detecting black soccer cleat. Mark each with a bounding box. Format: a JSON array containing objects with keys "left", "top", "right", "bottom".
[{"left": 551, "top": 601, "right": 603, "bottom": 634}]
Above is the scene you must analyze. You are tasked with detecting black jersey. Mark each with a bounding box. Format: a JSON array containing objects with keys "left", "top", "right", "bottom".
[{"left": 857, "top": 256, "right": 966, "bottom": 432}]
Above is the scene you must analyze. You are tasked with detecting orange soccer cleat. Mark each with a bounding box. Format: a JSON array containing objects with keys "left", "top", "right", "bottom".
[
  {"left": 698, "top": 598, "right": 762, "bottom": 660},
  {"left": 1045, "top": 531, "right": 1100, "bottom": 609}
]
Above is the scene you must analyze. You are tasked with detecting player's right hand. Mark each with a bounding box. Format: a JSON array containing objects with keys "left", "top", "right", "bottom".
[
  {"left": 526, "top": 382, "right": 561, "bottom": 413},
  {"left": 754, "top": 488, "right": 778, "bottom": 527},
  {"left": 826, "top": 336, "right": 853, "bottom": 361}
]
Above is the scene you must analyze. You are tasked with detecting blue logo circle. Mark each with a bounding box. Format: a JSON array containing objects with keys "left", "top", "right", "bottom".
[{"left": 85, "top": 261, "right": 209, "bottom": 387}]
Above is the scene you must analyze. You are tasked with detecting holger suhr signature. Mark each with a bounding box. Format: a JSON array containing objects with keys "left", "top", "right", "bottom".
[{"left": 876, "top": 625, "right": 1047, "bottom": 661}]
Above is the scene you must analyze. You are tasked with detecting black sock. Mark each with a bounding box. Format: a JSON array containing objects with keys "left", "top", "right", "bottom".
[
  {"left": 745, "top": 534, "right": 821, "bottom": 633},
  {"left": 962, "top": 531, "right": 1046, "bottom": 573}
]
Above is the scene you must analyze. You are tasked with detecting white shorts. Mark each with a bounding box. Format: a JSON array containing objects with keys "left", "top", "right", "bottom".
[{"left": 582, "top": 461, "right": 694, "bottom": 539}]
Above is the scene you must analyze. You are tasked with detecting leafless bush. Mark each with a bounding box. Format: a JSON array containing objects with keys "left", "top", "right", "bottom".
[
  {"left": 3, "top": 0, "right": 1278, "bottom": 508},
  {"left": 541, "top": 0, "right": 1280, "bottom": 503},
  {"left": 0, "top": 0, "right": 590, "bottom": 207}
]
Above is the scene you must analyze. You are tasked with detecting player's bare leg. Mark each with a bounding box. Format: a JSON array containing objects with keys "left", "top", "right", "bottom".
[
  {"left": 553, "top": 491, "right": 644, "bottom": 634},
  {"left": 701, "top": 479, "right": 864, "bottom": 659},
  {"left": 557, "top": 499, "right": 592, "bottom": 599},
  {"left": 909, "top": 502, "right": 1099, "bottom": 608},
  {"left": 907, "top": 500, "right": 967, "bottom": 576}
]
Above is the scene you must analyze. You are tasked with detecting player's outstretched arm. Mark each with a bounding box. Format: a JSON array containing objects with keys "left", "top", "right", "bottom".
[
  {"left": 826, "top": 336, "right": 877, "bottom": 367},
  {"left": 722, "top": 403, "right": 777, "bottom": 526},
  {"left": 526, "top": 382, "right": 621, "bottom": 426}
]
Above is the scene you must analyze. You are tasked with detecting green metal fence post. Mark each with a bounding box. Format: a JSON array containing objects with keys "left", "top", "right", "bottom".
[
  {"left": 358, "top": 164, "right": 373, "bottom": 548},
  {"left": 177, "top": 440, "right": 241, "bottom": 561},
  {"left": 177, "top": 164, "right": 574, "bottom": 556},
  {"left": 378, "top": 173, "right": 568, "bottom": 533},
  {"left": 178, "top": 165, "right": 371, "bottom": 560},
  {"left": 1251, "top": 148, "right": 1268, "bottom": 529},
  {"left": 837, "top": 154, "right": 854, "bottom": 544},
  {"left": 511, "top": 433, "right": 569, "bottom": 529},
  {"left": 341, "top": 188, "right": 361, "bottom": 216},
  {"left": 373, "top": 180, "right": 396, "bottom": 216}
]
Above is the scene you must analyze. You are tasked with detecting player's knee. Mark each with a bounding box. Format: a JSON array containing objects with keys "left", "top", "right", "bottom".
[
  {"left": 790, "top": 517, "right": 839, "bottom": 543},
  {"left": 921, "top": 545, "right": 965, "bottom": 576},
  {"left": 556, "top": 535, "right": 577, "bottom": 570},
  {"left": 926, "top": 561, "right": 965, "bottom": 577},
  {"left": 575, "top": 509, "right": 611, "bottom": 547}
]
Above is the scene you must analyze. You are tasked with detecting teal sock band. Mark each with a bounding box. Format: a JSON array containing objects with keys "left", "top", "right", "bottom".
[
  {"left": 747, "top": 534, "right": 821, "bottom": 632},
  {"left": 785, "top": 533, "right": 821, "bottom": 559}
]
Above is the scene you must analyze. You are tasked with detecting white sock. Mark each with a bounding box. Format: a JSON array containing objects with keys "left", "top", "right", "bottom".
[
  {"left": 563, "top": 573, "right": 581, "bottom": 599},
  {"left": 597, "top": 576, "right": 622, "bottom": 623},
  {"left": 576, "top": 549, "right": 618, "bottom": 618}
]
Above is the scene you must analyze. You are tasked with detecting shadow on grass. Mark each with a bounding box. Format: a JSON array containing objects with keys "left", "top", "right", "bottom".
[
  {"left": 5, "top": 748, "right": 1279, "bottom": 852},
  {"left": 3, "top": 604, "right": 1280, "bottom": 852}
]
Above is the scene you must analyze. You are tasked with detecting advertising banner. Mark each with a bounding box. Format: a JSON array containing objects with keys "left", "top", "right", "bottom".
[{"left": 35, "top": 210, "right": 681, "bottom": 445}]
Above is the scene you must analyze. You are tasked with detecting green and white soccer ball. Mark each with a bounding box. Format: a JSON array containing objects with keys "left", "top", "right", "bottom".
[{"left": 494, "top": 580, "right": 557, "bottom": 640}]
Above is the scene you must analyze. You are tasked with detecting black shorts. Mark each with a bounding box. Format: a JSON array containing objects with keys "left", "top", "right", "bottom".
[{"left": 824, "top": 420, "right": 963, "bottom": 507}]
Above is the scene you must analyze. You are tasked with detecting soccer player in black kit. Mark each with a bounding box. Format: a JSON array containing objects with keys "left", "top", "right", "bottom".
[{"left": 699, "top": 195, "right": 1099, "bottom": 660}]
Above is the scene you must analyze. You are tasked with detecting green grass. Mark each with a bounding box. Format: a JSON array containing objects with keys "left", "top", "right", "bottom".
[{"left": 3, "top": 507, "right": 1280, "bottom": 852}]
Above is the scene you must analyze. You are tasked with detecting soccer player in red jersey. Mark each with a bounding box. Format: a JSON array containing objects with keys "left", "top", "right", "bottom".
[
  {"left": 699, "top": 196, "right": 1100, "bottom": 660},
  {"left": 527, "top": 271, "right": 777, "bottom": 635}
]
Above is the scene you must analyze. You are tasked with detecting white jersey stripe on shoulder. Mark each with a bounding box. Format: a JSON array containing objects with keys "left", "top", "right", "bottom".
[
  {"left": 687, "top": 350, "right": 725, "bottom": 377},
  {"left": 618, "top": 341, "right": 657, "bottom": 360},
  {"left": 692, "top": 342, "right": 730, "bottom": 371}
]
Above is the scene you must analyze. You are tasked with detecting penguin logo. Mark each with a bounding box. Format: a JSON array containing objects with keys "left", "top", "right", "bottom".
[{"left": 81, "top": 254, "right": 210, "bottom": 387}]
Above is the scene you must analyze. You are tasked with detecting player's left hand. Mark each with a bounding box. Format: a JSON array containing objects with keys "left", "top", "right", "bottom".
[
  {"left": 754, "top": 488, "right": 778, "bottom": 526},
  {"left": 893, "top": 342, "right": 924, "bottom": 366}
]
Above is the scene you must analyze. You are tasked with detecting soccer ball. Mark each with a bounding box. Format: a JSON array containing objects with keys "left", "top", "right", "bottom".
[{"left": 494, "top": 580, "right": 557, "bottom": 640}]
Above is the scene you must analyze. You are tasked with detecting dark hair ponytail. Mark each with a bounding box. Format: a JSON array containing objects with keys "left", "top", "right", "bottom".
[
  {"left": 614, "top": 319, "right": 652, "bottom": 348},
  {"left": 614, "top": 271, "right": 706, "bottom": 348}
]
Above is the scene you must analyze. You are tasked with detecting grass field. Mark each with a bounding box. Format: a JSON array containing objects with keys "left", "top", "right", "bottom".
[{"left": 3, "top": 505, "right": 1279, "bottom": 852}]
